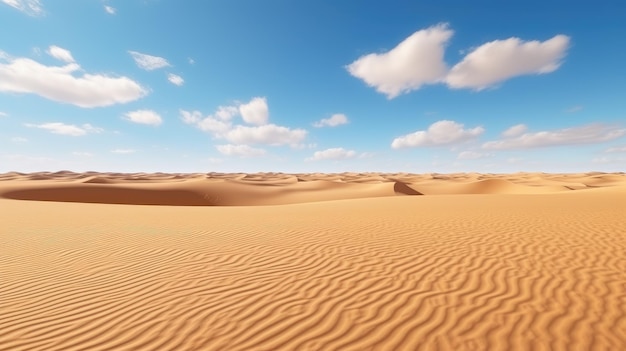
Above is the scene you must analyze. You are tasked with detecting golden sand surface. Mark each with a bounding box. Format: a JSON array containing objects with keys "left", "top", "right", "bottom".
[{"left": 1, "top": 171, "right": 625, "bottom": 350}]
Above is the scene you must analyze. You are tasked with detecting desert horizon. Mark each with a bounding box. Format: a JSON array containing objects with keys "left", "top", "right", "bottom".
[{"left": 2, "top": 171, "right": 625, "bottom": 350}]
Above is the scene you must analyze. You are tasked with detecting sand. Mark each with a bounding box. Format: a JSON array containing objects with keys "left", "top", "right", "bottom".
[{"left": 1, "top": 171, "right": 625, "bottom": 350}]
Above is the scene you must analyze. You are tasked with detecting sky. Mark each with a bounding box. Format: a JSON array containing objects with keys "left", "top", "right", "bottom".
[{"left": 1, "top": 0, "right": 625, "bottom": 173}]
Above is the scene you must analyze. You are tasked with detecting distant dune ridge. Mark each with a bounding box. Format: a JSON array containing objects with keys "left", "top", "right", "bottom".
[
  {"left": 1, "top": 171, "right": 624, "bottom": 205},
  {"left": 1, "top": 171, "right": 625, "bottom": 350}
]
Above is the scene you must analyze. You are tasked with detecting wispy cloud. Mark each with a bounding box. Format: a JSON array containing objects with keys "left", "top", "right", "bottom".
[
  {"left": 167, "top": 73, "right": 184, "bottom": 86},
  {"left": 1, "top": 0, "right": 43, "bottom": 16},
  {"left": 391, "top": 120, "right": 484, "bottom": 149},
  {"left": 111, "top": 149, "right": 136, "bottom": 154},
  {"left": 0, "top": 49, "right": 147, "bottom": 107},
  {"left": 216, "top": 144, "right": 266, "bottom": 157},
  {"left": 347, "top": 23, "right": 452, "bottom": 98},
  {"left": 457, "top": 151, "right": 490, "bottom": 160},
  {"left": 501, "top": 124, "right": 528, "bottom": 137},
  {"left": 10, "top": 137, "right": 28, "bottom": 143},
  {"left": 483, "top": 123, "right": 626, "bottom": 150},
  {"left": 0, "top": 111, "right": 7, "bottom": 117},
  {"left": 307, "top": 147, "right": 356, "bottom": 161},
  {"left": 123, "top": 110, "right": 163, "bottom": 126},
  {"left": 446, "top": 35, "right": 569, "bottom": 90},
  {"left": 72, "top": 151, "right": 93, "bottom": 157},
  {"left": 104, "top": 5, "right": 116, "bottom": 14},
  {"left": 25, "top": 122, "right": 103, "bottom": 136},
  {"left": 128, "top": 51, "right": 171, "bottom": 71},
  {"left": 566, "top": 105, "right": 583, "bottom": 113},
  {"left": 605, "top": 145, "right": 626, "bottom": 153},
  {"left": 313, "top": 113, "right": 349, "bottom": 128}
]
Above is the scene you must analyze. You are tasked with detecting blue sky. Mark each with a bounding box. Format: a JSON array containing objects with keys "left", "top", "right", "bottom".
[{"left": 1, "top": 0, "right": 625, "bottom": 173}]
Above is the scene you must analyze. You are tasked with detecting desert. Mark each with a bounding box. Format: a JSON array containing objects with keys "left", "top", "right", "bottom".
[{"left": 1, "top": 171, "right": 625, "bottom": 350}]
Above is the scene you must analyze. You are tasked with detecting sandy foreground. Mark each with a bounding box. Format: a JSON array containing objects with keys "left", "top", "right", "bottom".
[{"left": 1, "top": 171, "right": 625, "bottom": 350}]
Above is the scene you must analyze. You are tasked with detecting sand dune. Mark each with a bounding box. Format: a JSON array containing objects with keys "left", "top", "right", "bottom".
[{"left": 1, "top": 172, "right": 625, "bottom": 350}]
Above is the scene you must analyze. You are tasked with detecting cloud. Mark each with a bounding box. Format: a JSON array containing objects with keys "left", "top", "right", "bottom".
[
  {"left": 167, "top": 73, "right": 184, "bottom": 86},
  {"left": 181, "top": 97, "right": 307, "bottom": 146},
  {"left": 25, "top": 122, "right": 103, "bottom": 136},
  {"left": 0, "top": 111, "right": 7, "bottom": 117},
  {"left": 188, "top": 58, "right": 195, "bottom": 64},
  {"left": 605, "top": 146, "right": 626, "bottom": 153},
  {"left": 2, "top": 0, "right": 43, "bottom": 16},
  {"left": 391, "top": 120, "right": 484, "bottom": 149},
  {"left": 111, "top": 149, "right": 136, "bottom": 154},
  {"left": 313, "top": 113, "right": 349, "bottom": 128},
  {"left": 10, "top": 137, "right": 28, "bottom": 143},
  {"left": 457, "top": 151, "right": 490, "bottom": 160},
  {"left": 128, "top": 51, "right": 171, "bottom": 71},
  {"left": 104, "top": 5, "right": 115, "bottom": 14},
  {"left": 567, "top": 105, "right": 583, "bottom": 113},
  {"left": 47, "top": 45, "right": 75, "bottom": 63},
  {"left": 446, "top": 35, "right": 570, "bottom": 90},
  {"left": 225, "top": 124, "right": 306, "bottom": 145},
  {"left": 0, "top": 51, "right": 147, "bottom": 107},
  {"left": 216, "top": 144, "right": 266, "bottom": 157},
  {"left": 482, "top": 123, "right": 626, "bottom": 150},
  {"left": 502, "top": 124, "right": 528, "bottom": 137},
  {"left": 239, "top": 97, "right": 268, "bottom": 125},
  {"left": 307, "top": 148, "right": 357, "bottom": 161},
  {"left": 346, "top": 23, "right": 453, "bottom": 98},
  {"left": 123, "top": 110, "right": 163, "bottom": 126}
]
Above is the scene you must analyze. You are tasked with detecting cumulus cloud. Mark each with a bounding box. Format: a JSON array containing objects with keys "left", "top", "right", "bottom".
[
  {"left": 313, "top": 113, "right": 349, "bottom": 128},
  {"left": 104, "top": 5, "right": 115, "bottom": 14},
  {"left": 2, "top": 0, "right": 43, "bottom": 16},
  {"left": 347, "top": 23, "right": 453, "bottom": 98},
  {"left": 307, "top": 147, "right": 357, "bottom": 161},
  {"left": 128, "top": 51, "right": 171, "bottom": 71},
  {"left": 25, "top": 122, "right": 103, "bottom": 136},
  {"left": 446, "top": 35, "right": 570, "bottom": 90},
  {"left": 181, "top": 97, "right": 307, "bottom": 146},
  {"left": 216, "top": 144, "right": 266, "bottom": 157},
  {"left": 391, "top": 120, "right": 484, "bottom": 149},
  {"left": 482, "top": 123, "right": 626, "bottom": 150},
  {"left": 123, "top": 110, "right": 163, "bottom": 126},
  {"left": 0, "top": 51, "right": 147, "bottom": 107},
  {"left": 47, "top": 45, "right": 75, "bottom": 63},
  {"left": 225, "top": 124, "right": 306, "bottom": 145},
  {"left": 502, "top": 124, "right": 528, "bottom": 137},
  {"left": 167, "top": 73, "right": 184, "bottom": 86},
  {"left": 239, "top": 97, "right": 269, "bottom": 125}
]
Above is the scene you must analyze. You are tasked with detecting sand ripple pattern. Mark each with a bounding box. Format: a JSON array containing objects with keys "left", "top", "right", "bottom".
[{"left": 1, "top": 191, "right": 625, "bottom": 350}]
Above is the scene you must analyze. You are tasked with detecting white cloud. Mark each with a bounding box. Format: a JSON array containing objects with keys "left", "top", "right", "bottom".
[
  {"left": 128, "top": 51, "right": 171, "bottom": 71},
  {"left": 605, "top": 146, "right": 626, "bottom": 153},
  {"left": 197, "top": 116, "right": 231, "bottom": 134},
  {"left": 0, "top": 111, "right": 7, "bottom": 117},
  {"left": 313, "top": 113, "right": 349, "bottom": 127},
  {"left": 47, "top": 45, "right": 75, "bottom": 63},
  {"left": 457, "top": 151, "right": 490, "bottom": 160},
  {"left": 111, "top": 149, "right": 136, "bottom": 154},
  {"left": 391, "top": 120, "right": 484, "bottom": 149},
  {"left": 347, "top": 23, "right": 453, "bottom": 98},
  {"left": 180, "top": 110, "right": 202, "bottom": 124},
  {"left": 502, "top": 124, "right": 528, "bottom": 137},
  {"left": 482, "top": 123, "right": 626, "bottom": 150},
  {"left": 25, "top": 122, "right": 103, "bottom": 136},
  {"left": 0, "top": 52, "right": 147, "bottom": 107},
  {"left": 567, "top": 105, "right": 583, "bottom": 113},
  {"left": 188, "top": 58, "right": 195, "bottom": 64},
  {"left": 123, "top": 110, "right": 163, "bottom": 126},
  {"left": 216, "top": 144, "right": 266, "bottom": 157},
  {"left": 225, "top": 124, "right": 307, "bottom": 145},
  {"left": 215, "top": 105, "right": 239, "bottom": 121},
  {"left": 2, "top": 0, "right": 43, "bottom": 16},
  {"left": 10, "top": 137, "right": 28, "bottom": 143},
  {"left": 446, "top": 35, "right": 570, "bottom": 90},
  {"left": 104, "top": 5, "right": 116, "bottom": 14},
  {"left": 167, "top": 73, "right": 184, "bottom": 86},
  {"left": 239, "top": 97, "right": 269, "bottom": 125},
  {"left": 307, "top": 147, "right": 357, "bottom": 161}
]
